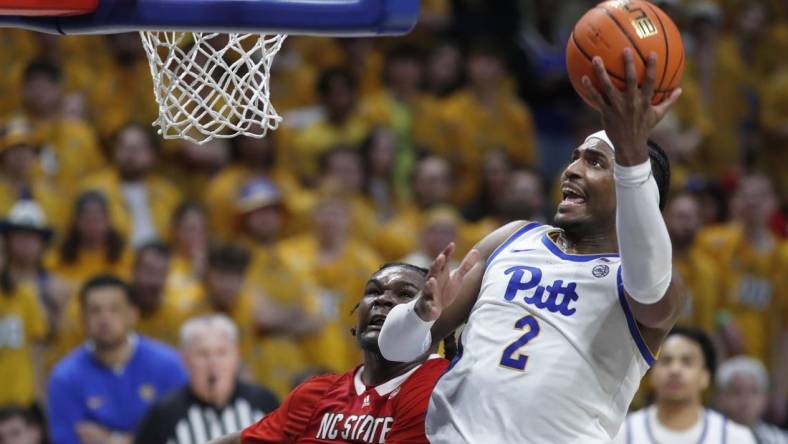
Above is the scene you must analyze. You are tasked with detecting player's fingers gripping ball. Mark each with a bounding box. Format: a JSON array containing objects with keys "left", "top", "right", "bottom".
[{"left": 566, "top": 0, "right": 684, "bottom": 109}]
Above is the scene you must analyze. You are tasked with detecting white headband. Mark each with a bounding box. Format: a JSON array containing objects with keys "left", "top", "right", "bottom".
[{"left": 584, "top": 130, "right": 614, "bottom": 152}]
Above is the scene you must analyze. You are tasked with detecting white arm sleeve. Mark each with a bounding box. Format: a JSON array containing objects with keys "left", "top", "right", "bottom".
[
  {"left": 378, "top": 298, "right": 435, "bottom": 362},
  {"left": 615, "top": 160, "right": 672, "bottom": 304}
]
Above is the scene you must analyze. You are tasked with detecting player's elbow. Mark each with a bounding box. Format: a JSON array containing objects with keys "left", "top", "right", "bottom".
[{"left": 626, "top": 277, "right": 686, "bottom": 330}]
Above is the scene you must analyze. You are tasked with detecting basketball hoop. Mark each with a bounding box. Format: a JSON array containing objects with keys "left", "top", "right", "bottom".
[
  {"left": 140, "top": 31, "right": 286, "bottom": 144},
  {"left": 0, "top": 0, "right": 420, "bottom": 144}
]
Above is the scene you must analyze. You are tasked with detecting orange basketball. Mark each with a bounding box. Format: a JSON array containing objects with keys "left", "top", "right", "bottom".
[{"left": 566, "top": 0, "right": 684, "bottom": 109}]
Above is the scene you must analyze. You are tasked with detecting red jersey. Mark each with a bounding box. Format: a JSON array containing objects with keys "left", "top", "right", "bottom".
[{"left": 241, "top": 356, "right": 447, "bottom": 444}]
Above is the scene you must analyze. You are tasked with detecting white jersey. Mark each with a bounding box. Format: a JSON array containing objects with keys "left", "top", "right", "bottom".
[
  {"left": 612, "top": 406, "right": 758, "bottom": 444},
  {"left": 426, "top": 223, "right": 655, "bottom": 443}
]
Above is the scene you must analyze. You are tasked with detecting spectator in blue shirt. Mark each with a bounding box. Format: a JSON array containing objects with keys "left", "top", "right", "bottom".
[{"left": 47, "top": 275, "right": 188, "bottom": 444}]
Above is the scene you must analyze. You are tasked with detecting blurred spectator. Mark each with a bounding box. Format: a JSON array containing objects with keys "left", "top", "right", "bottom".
[
  {"left": 204, "top": 130, "right": 306, "bottom": 241},
  {"left": 402, "top": 205, "right": 460, "bottom": 269},
  {"left": 440, "top": 42, "right": 537, "bottom": 203},
  {"left": 269, "top": 39, "right": 318, "bottom": 113},
  {"left": 375, "top": 155, "right": 454, "bottom": 260},
  {"left": 359, "top": 127, "right": 400, "bottom": 222},
  {"left": 716, "top": 356, "right": 788, "bottom": 444},
  {"left": 166, "top": 202, "right": 208, "bottom": 307},
  {"left": 462, "top": 149, "right": 513, "bottom": 222},
  {"left": 697, "top": 173, "right": 787, "bottom": 413},
  {"left": 613, "top": 327, "right": 756, "bottom": 444},
  {"left": 47, "top": 275, "right": 187, "bottom": 444},
  {"left": 0, "top": 201, "right": 69, "bottom": 339},
  {"left": 15, "top": 59, "right": 105, "bottom": 200},
  {"left": 361, "top": 44, "right": 446, "bottom": 196},
  {"left": 280, "top": 192, "right": 381, "bottom": 373},
  {"left": 235, "top": 180, "right": 323, "bottom": 398},
  {"left": 134, "top": 315, "right": 279, "bottom": 444},
  {"left": 318, "top": 146, "right": 380, "bottom": 245},
  {"left": 80, "top": 123, "right": 181, "bottom": 247},
  {"left": 292, "top": 68, "right": 369, "bottom": 183},
  {"left": 425, "top": 39, "right": 464, "bottom": 98},
  {"left": 0, "top": 207, "right": 47, "bottom": 408},
  {"left": 0, "top": 117, "right": 64, "bottom": 233},
  {"left": 664, "top": 192, "right": 721, "bottom": 332},
  {"left": 86, "top": 33, "right": 157, "bottom": 141},
  {"left": 0, "top": 405, "right": 43, "bottom": 444},
  {"left": 46, "top": 191, "right": 132, "bottom": 286},
  {"left": 189, "top": 245, "right": 314, "bottom": 395},
  {"left": 130, "top": 242, "right": 190, "bottom": 346}
]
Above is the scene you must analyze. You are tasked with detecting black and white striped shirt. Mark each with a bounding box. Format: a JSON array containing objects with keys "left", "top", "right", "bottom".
[{"left": 134, "top": 381, "right": 279, "bottom": 444}]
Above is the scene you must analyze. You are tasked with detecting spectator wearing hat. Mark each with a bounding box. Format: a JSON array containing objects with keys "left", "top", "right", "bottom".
[
  {"left": 0, "top": 203, "right": 48, "bottom": 408},
  {"left": 134, "top": 315, "right": 279, "bottom": 444},
  {"left": 235, "top": 179, "right": 322, "bottom": 399},
  {"left": 204, "top": 129, "right": 308, "bottom": 242},
  {"left": 716, "top": 356, "right": 788, "bottom": 444},
  {"left": 0, "top": 200, "right": 70, "bottom": 342},
  {"left": 80, "top": 122, "right": 181, "bottom": 247},
  {"left": 0, "top": 117, "right": 65, "bottom": 234}
]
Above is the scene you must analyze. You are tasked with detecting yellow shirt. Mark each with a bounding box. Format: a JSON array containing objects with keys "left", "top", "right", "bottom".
[
  {"left": 673, "top": 247, "right": 722, "bottom": 333},
  {"left": 79, "top": 168, "right": 182, "bottom": 243},
  {"left": 245, "top": 245, "right": 319, "bottom": 399},
  {"left": 135, "top": 288, "right": 192, "bottom": 346},
  {"left": 0, "top": 282, "right": 46, "bottom": 407},
  {"left": 279, "top": 235, "right": 382, "bottom": 372},
  {"left": 440, "top": 90, "right": 537, "bottom": 203},
  {"left": 25, "top": 116, "right": 106, "bottom": 200},
  {"left": 203, "top": 164, "right": 310, "bottom": 241},
  {"left": 0, "top": 30, "right": 36, "bottom": 116},
  {"left": 165, "top": 255, "right": 204, "bottom": 310},
  {"left": 757, "top": 66, "right": 788, "bottom": 199},
  {"left": 697, "top": 224, "right": 788, "bottom": 365}
]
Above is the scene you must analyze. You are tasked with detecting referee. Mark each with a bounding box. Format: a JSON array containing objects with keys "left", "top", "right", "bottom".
[{"left": 134, "top": 315, "right": 279, "bottom": 444}]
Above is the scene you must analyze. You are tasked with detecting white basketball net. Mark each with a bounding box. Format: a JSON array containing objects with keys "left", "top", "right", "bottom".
[{"left": 140, "top": 32, "right": 287, "bottom": 144}]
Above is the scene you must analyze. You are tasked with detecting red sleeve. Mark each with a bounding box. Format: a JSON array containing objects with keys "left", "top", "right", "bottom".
[
  {"left": 241, "top": 374, "right": 340, "bottom": 444},
  {"left": 386, "top": 358, "right": 449, "bottom": 444}
]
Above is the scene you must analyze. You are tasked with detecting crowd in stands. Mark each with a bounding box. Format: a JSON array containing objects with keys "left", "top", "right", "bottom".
[{"left": 0, "top": 0, "right": 785, "bottom": 442}]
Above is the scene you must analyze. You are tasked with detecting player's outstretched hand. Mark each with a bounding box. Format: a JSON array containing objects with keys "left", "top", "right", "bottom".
[
  {"left": 581, "top": 48, "right": 682, "bottom": 166},
  {"left": 415, "top": 243, "right": 480, "bottom": 322}
]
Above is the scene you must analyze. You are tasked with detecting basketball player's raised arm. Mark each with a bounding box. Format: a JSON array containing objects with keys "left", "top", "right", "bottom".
[
  {"left": 379, "top": 221, "right": 528, "bottom": 362},
  {"left": 582, "top": 48, "right": 686, "bottom": 331}
]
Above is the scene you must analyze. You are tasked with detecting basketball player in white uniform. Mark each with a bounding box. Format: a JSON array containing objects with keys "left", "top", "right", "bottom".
[
  {"left": 613, "top": 327, "right": 756, "bottom": 444},
  {"left": 378, "top": 49, "right": 687, "bottom": 442}
]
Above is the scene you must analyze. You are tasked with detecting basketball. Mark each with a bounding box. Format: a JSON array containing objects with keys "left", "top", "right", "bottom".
[{"left": 566, "top": 0, "right": 684, "bottom": 109}]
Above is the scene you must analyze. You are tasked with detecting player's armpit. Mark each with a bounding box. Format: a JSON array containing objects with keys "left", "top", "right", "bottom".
[
  {"left": 626, "top": 272, "right": 687, "bottom": 350},
  {"left": 429, "top": 220, "right": 533, "bottom": 344}
]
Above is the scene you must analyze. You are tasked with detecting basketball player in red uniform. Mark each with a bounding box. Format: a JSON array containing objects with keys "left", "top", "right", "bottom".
[{"left": 209, "top": 263, "right": 448, "bottom": 444}]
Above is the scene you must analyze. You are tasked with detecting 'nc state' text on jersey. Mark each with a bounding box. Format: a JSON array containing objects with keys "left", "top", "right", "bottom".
[
  {"left": 503, "top": 265, "right": 579, "bottom": 316},
  {"left": 316, "top": 412, "right": 393, "bottom": 443}
]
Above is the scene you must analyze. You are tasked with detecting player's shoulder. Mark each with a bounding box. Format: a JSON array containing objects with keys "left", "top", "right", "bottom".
[
  {"left": 291, "top": 372, "right": 347, "bottom": 401},
  {"left": 478, "top": 220, "right": 545, "bottom": 259},
  {"left": 136, "top": 335, "right": 181, "bottom": 363},
  {"left": 49, "top": 345, "right": 92, "bottom": 382},
  {"left": 398, "top": 357, "right": 449, "bottom": 397},
  {"left": 708, "top": 410, "right": 756, "bottom": 442}
]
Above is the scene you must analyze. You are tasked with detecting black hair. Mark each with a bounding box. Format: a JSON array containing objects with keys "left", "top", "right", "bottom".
[
  {"left": 647, "top": 140, "right": 671, "bottom": 211},
  {"left": 376, "top": 262, "right": 429, "bottom": 277},
  {"left": 208, "top": 244, "right": 250, "bottom": 273},
  {"left": 316, "top": 67, "right": 357, "bottom": 97},
  {"left": 382, "top": 43, "right": 425, "bottom": 85},
  {"left": 667, "top": 326, "right": 717, "bottom": 375},
  {"left": 79, "top": 274, "right": 134, "bottom": 308},
  {"left": 22, "top": 59, "right": 62, "bottom": 84},
  {"left": 60, "top": 191, "right": 125, "bottom": 265},
  {"left": 466, "top": 39, "right": 507, "bottom": 62},
  {"left": 0, "top": 405, "right": 34, "bottom": 424},
  {"left": 111, "top": 121, "right": 161, "bottom": 155}
]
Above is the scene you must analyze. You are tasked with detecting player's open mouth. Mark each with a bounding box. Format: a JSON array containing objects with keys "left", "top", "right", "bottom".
[
  {"left": 365, "top": 314, "right": 387, "bottom": 331},
  {"left": 560, "top": 184, "right": 586, "bottom": 207}
]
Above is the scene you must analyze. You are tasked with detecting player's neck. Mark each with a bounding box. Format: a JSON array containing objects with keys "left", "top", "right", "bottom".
[
  {"left": 361, "top": 351, "right": 421, "bottom": 387},
  {"left": 93, "top": 335, "right": 135, "bottom": 370},
  {"left": 556, "top": 229, "right": 618, "bottom": 256},
  {"left": 655, "top": 401, "right": 702, "bottom": 431}
]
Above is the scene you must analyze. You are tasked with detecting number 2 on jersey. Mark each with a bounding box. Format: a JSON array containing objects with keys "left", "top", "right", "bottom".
[{"left": 499, "top": 315, "right": 540, "bottom": 371}]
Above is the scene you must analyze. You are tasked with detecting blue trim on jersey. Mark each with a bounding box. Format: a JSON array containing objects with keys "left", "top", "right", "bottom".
[
  {"left": 616, "top": 267, "right": 656, "bottom": 366},
  {"left": 721, "top": 415, "right": 727, "bottom": 444},
  {"left": 485, "top": 222, "right": 542, "bottom": 269},
  {"left": 540, "top": 233, "right": 620, "bottom": 262}
]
